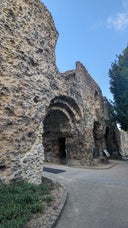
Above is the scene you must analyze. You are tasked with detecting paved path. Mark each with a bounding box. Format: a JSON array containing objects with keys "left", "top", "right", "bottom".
[{"left": 44, "top": 160, "right": 128, "bottom": 228}]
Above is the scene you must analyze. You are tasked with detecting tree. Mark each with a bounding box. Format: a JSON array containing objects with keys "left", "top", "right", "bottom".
[{"left": 109, "top": 45, "right": 128, "bottom": 131}]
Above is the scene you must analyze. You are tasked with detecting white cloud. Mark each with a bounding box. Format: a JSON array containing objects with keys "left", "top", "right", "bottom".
[
  {"left": 107, "top": 0, "right": 128, "bottom": 31},
  {"left": 107, "top": 12, "right": 128, "bottom": 31}
]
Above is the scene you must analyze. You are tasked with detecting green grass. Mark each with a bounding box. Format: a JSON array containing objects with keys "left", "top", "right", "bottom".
[{"left": 0, "top": 179, "right": 53, "bottom": 228}]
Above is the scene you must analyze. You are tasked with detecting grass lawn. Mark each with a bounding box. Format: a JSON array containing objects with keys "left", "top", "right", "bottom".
[{"left": 0, "top": 179, "right": 53, "bottom": 228}]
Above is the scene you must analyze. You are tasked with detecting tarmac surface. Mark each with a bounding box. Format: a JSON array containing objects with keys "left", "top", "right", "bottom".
[{"left": 44, "top": 160, "right": 128, "bottom": 228}]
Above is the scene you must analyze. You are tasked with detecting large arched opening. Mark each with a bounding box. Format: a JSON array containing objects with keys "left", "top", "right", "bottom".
[
  {"left": 43, "top": 95, "right": 82, "bottom": 164},
  {"left": 104, "top": 126, "right": 120, "bottom": 156}
]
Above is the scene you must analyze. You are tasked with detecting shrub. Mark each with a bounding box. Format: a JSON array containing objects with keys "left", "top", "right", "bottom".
[{"left": 0, "top": 180, "right": 53, "bottom": 227}]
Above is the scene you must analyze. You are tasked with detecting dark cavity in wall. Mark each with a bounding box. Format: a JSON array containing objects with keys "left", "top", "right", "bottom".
[
  {"left": 43, "top": 108, "right": 70, "bottom": 164},
  {"left": 58, "top": 137, "right": 66, "bottom": 160}
]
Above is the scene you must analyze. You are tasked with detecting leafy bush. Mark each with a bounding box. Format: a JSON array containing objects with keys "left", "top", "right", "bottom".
[{"left": 0, "top": 180, "right": 53, "bottom": 228}]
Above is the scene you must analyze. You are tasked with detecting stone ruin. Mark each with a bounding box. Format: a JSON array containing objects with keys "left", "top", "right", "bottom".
[{"left": 0, "top": 0, "right": 120, "bottom": 184}]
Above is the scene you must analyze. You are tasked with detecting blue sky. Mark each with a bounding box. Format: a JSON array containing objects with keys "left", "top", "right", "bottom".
[{"left": 42, "top": 0, "right": 128, "bottom": 100}]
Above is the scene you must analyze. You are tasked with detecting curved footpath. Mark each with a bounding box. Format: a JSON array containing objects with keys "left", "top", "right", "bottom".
[{"left": 44, "top": 160, "right": 128, "bottom": 228}]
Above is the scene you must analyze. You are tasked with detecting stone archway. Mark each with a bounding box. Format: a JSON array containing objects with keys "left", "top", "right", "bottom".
[
  {"left": 43, "top": 109, "right": 71, "bottom": 164},
  {"left": 43, "top": 95, "right": 82, "bottom": 164},
  {"left": 104, "top": 126, "right": 120, "bottom": 155}
]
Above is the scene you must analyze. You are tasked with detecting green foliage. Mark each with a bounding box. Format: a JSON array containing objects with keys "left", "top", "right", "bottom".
[
  {"left": 109, "top": 45, "right": 128, "bottom": 131},
  {"left": 0, "top": 180, "right": 53, "bottom": 228}
]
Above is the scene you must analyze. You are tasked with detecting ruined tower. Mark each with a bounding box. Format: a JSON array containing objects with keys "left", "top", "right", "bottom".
[
  {"left": 0, "top": 0, "right": 59, "bottom": 183},
  {"left": 0, "top": 0, "right": 120, "bottom": 184}
]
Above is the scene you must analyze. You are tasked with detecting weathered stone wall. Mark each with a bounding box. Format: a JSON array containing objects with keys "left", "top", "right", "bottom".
[
  {"left": 0, "top": 0, "right": 59, "bottom": 183},
  {"left": 120, "top": 130, "right": 128, "bottom": 156},
  {"left": 44, "top": 62, "right": 105, "bottom": 166},
  {"left": 0, "top": 0, "right": 120, "bottom": 184},
  {"left": 103, "top": 98, "right": 121, "bottom": 155}
]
